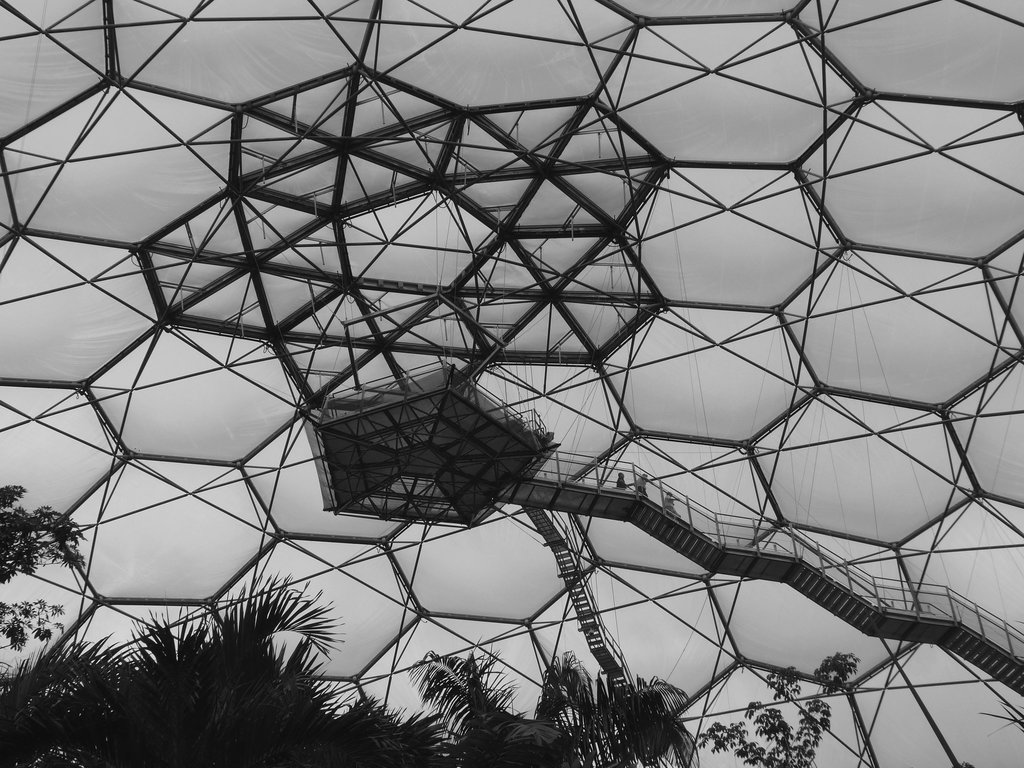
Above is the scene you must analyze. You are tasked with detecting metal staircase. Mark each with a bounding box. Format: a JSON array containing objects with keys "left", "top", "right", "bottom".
[
  {"left": 523, "top": 506, "right": 630, "bottom": 686},
  {"left": 507, "top": 452, "right": 1024, "bottom": 694}
]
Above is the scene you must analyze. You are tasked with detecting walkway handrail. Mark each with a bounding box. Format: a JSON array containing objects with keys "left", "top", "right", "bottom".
[
  {"left": 322, "top": 361, "right": 550, "bottom": 442},
  {"left": 527, "top": 450, "right": 1024, "bottom": 660}
]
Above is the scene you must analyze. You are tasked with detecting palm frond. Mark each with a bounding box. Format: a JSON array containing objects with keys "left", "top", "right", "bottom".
[
  {"left": 534, "top": 653, "right": 697, "bottom": 768},
  {"left": 0, "top": 640, "right": 124, "bottom": 766},
  {"left": 0, "top": 579, "right": 436, "bottom": 768},
  {"left": 411, "top": 651, "right": 517, "bottom": 736},
  {"left": 216, "top": 577, "right": 338, "bottom": 657}
]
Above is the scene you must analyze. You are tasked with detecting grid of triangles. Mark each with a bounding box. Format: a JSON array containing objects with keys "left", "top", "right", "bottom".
[{"left": 4, "top": 1, "right": 1024, "bottom": 765}]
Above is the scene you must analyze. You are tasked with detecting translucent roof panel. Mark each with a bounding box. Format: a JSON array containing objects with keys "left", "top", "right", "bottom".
[{"left": 5, "top": 3, "right": 1024, "bottom": 764}]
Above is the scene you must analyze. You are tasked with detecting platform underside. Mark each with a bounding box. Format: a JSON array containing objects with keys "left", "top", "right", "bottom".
[{"left": 314, "top": 367, "right": 553, "bottom": 524}]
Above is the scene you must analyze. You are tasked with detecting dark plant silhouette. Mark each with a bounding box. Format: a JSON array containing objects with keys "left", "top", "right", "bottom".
[
  {"left": 414, "top": 650, "right": 696, "bottom": 767},
  {"left": 0, "top": 485, "right": 83, "bottom": 652},
  {"left": 535, "top": 652, "right": 695, "bottom": 768},
  {"left": 698, "top": 652, "right": 858, "bottom": 768},
  {"left": 413, "top": 651, "right": 564, "bottom": 767},
  {"left": 0, "top": 579, "right": 439, "bottom": 768}
]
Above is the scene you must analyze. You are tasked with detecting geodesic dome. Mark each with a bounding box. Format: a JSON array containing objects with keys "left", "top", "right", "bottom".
[{"left": 4, "top": 1, "right": 1024, "bottom": 765}]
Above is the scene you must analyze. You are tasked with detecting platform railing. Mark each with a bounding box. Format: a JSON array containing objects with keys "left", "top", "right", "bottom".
[
  {"left": 525, "top": 451, "right": 1024, "bottom": 661},
  {"left": 322, "top": 362, "right": 551, "bottom": 443}
]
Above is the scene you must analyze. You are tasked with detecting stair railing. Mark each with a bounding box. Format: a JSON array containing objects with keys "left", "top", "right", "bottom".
[{"left": 526, "top": 450, "right": 1024, "bottom": 660}]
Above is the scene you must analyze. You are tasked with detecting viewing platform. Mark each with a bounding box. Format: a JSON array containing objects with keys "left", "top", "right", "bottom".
[{"left": 310, "top": 363, "right": 555, "bottom": 525}]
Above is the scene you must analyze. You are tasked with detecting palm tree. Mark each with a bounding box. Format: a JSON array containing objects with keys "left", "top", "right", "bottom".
[
  {"left": 412, "top": 651, "right": 564, "bottom": 768},
  {"left": 412, "top": 650, "right": 696, "bottom": 768},
  {"left": 0, "top": 579, "right": 439, "bottom": 768},
  {"left": 535, "top": 652, "right": 696, "bottom": 768}
]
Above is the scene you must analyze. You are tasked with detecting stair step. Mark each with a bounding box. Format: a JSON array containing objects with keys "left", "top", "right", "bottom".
[{"left": 525, "top": 479, "right": 1024, "bottom": 695}]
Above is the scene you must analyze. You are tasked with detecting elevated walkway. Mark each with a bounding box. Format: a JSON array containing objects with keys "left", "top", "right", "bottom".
[
  {"left": 309, "top": 367, "right": 1024, "bottom": 692},
  {"left": 507, "top": 452, "right": 1024, "bottom": 695}
]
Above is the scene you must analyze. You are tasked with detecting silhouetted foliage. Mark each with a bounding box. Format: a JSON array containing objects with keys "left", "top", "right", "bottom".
[
  {"left": 413, "top": 651, "right": 564, "bottom": 767},
  {"left": 414, "top": 650, "right": 696, "bottom": 767},
  {"left": 698, "top": 652, "right": 858, "bottom": 768},
  {"left": 0, "top": 485, "right": 83, "bottom": 651},
  {"left": 0, "top": 579, "right": 440, "bottom": 768}
]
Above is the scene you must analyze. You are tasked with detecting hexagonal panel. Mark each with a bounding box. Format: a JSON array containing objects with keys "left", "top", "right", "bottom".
[
  {"left": 757, "top": 396, "right": 967, "bottom": 541},
  {"left": 607, "top": 309, "right": 803, "bottom": 440},
  {"left": 376, "top": 1, "right": 626, "bottom": 105},
  {"left": 113, "top": 0, "right": 368, "bottom": 104},
  {"left": 712, "top": 579, "right": 889, "bottom": 674},
  {"left": 607, "top": 23, "right": 853, "bottom": 161},
  {"left": 0, "top": 237, "right": 153, "bottom": 380},
  {"left": 804, "top": 0, "right": 1024, "bottom": 101},
  {"left": 5, "top": 88, "right": 232, "bottom": 241},
  {"left": 639, "top": 168, "right": 836, "bottom": 306},
  {"left": 391, "top": 514, "right": 561, "bottom": 619},
  {"left": 93, "top": 329, "right": 297, "bottom": 461},
  {"left": 0, "top": 386, "right": 112, "bottom": 511},
  {"left": 0, "top": 2, "right": 104, "bottom": 136},
  {"left": 803, "top": 102, "right": 1024, "bottom": 258},
  {"left": 76, "top": 462, "right": 268, "bottom": 599},
  {"left": 790, "top": 252, "right": 1008, "bottom": 402}
]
